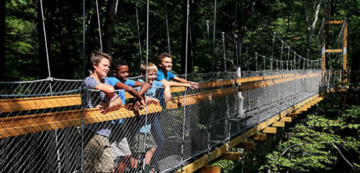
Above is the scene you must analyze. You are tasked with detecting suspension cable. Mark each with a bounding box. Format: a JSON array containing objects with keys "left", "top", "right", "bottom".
[
  {"left": 165, "top": 3, "right": 171, "bottom": 54},
  {"left": 212, "top": 0, "right": 217, "bottom": 70},
  {"left": 96, "top": 0, "right": 103, "bottom": 52},
  {"left": 39, "top": 0, "right": 51, "bottom": 80},
  {"left": 135, "top": 2, "right": 142, "bottom": 64},
  {"left": 39, "top": 2, "right": 59, "bottom": 171}
]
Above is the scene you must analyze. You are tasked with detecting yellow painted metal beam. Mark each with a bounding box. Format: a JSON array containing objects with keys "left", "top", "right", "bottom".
[
  {"left": 0, "top": 103, "right": 162, "bottom": 139},
  {"left": 325, "top": 20, "right": 344, "bottom": 24},
  {"left": 280, "top": 117, "right": 292, "bottom": 122},
  {"left": 325, "top": 49, "right": 342, "bottom": 53}
]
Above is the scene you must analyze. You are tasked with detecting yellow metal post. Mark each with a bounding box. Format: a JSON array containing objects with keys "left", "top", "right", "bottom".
[{"left": 343, "top": 20, "right": 347, "bottom": 83}]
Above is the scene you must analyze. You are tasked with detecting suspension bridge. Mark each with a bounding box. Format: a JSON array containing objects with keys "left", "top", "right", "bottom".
[{"left": 0, "top": 0, "right": 349, "bottom": 173}]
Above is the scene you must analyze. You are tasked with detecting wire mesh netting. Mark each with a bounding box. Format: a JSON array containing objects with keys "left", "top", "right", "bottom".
[{"left": 0, "top": 70, "right": 338, "bottom": 173}]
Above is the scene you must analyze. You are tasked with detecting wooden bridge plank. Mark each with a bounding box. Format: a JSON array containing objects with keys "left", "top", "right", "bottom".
[
  {"left": 262, "top": 127, "right": 277, "bottom": 134},
  {"left": 199, "top": 165, "right": 221, "bottom": 173},
  {"left": 280, "top": 117, "right": 292, "bottom": 122},
  {"left": 288, "top": 113, "right": 299, "bottom": 118},
  {"left": 238, "top": 142, "right": 255, "bottom": 149},
  {"left": 221, "top": 152, "right": 241, "bottom": 161},
  {"left": 252, "top": 134, "right": 267, "bottom": 141},
  {"left": 272, "top": 122, "right": 285, "bottom": 127}
]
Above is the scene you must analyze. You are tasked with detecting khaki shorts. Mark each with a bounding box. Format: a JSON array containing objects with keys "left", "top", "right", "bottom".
[
  {"left": 111, "top": 137, "right": 132, "bottom": 159},
  {"left": 83, "top": 134, "right": 114, "bottom": 173}
]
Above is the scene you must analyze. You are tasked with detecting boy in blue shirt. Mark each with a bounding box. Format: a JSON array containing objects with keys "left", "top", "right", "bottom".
[
  {"left": 106, "top": 59, "right": 152, "bottom": 172},
  {"left": 107, "top": 59, "right": 150, "bottom": 109},
  {"left": 156, "top": 52, "right": 200, "bottom": 101}
]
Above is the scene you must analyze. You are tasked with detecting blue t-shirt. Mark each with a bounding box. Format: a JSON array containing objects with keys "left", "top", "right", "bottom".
[
  {"left": 106, "top": 77, "right": 136, "bottom": 124},
  {"left": 138, "top": 79, "right": 163, "bottom": 98},
  {"left": 137, "top": 79, "right": 163, "bottom": 133},
  {"left": 107, "top": 77, "right": 135, "bottom": 105},
  {"left": 157, "top": 68, "right": 176, "bottom": 81}
]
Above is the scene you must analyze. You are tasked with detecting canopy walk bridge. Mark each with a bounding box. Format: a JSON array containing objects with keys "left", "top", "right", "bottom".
[
  {"left": 0, "top": 69, "right": 344, "bottom": 173},
  {"left": 1, "top": 0, "right": 349, "bottom": 172}
]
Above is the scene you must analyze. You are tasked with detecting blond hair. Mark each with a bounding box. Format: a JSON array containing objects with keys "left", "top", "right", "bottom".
[
  {"left": 90, "top": 52, "right": 112, "bottom": 70},
  {"left": 140, "top": 62, "right": 158, "bottom": 74}
]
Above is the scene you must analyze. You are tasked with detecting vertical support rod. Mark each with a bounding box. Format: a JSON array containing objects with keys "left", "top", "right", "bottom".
[
  {"left": 303, "top": 57, "right": 306, "bottom": 70},
  {"left": 280, "top": 42, "right": 283, "bottom": 70},
  {"left": 238, "top": 40, "right": 243, "bottom": 69},
  {"left": 246, "top": 48, "right": 249, "bottom": 71},
  {"left": 287, "top": 47, "right": 289, "bottom": 70},
  {"left": 81, "top": 0, "right": 86, "bottom": 171},
  {"left": 272, "top": 32, "right": 276, "bottom": 70},
  {"left": 263, "top": 56, "right": 266, "bottom": 72},
  {"left": 181, "top": 0, "right": 190, "bottom": 170},
  {"left": 293, "top": 53, "right": 296, "bottom": 71},
  {"left": 222, "top": 32, "right": 227, "bottom": 71},
  {"left": 255, "top": 52, "right": 258, "bottom": 72},
  {"left": 143, "top": 0, "right": 150, "bottom": 170}
]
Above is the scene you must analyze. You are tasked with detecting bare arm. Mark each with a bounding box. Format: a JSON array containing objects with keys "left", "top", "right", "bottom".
[
  {"left": 94, "top": 83, "right": 115, "bottom": 95},
  {"left": 161, "top": 79, "right": 172, "bottom": 102},
  {"left": 168, "top": 81, "right": 191, "bottom": 87},
  {"left": 98, "top": 94, "right": 122, "bottom": 113},
  {"left": 134, "top": 81, "right": 151, "bottom": 96},
  {"left": 173, "top": 76, "right": 190, "bottom": 83},
  {"left": 172, "top": 76, "right": 200, "bottom": 90},
  {"left": 114, "top": 82, "right": 144, "bottom": 101}
]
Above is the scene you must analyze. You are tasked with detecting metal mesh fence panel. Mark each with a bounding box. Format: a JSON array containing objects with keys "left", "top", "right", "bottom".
[{"left": 0, "top": 70, "right": 328, "bottom": 173}]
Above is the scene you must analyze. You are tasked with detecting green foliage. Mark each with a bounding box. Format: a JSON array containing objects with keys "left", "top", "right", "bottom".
[
  {"left": 260, "top": 93, "right": 360, "bottom": 172},
  {"left": 212, "top": 159, "right": 236, "bottom": 173},
  {"left": 3, "top": 0, "right": 360, "bottom": 80}
]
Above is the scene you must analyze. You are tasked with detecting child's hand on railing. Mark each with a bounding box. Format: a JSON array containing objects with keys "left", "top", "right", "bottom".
[
  {"left": 189, "top": 82, "right": 200, "bottom": 90},
  {"left": 145, "top": 96, "right": 160, "bottom": 106}
]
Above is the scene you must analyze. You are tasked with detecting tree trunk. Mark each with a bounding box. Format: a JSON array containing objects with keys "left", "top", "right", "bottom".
[
  {"left": 103, "top": 0, "right": 116, "bottom": 54},
  {"left": 305, "top": 0, "right": 322, "bottom": 50},
  {"left": 350, "top": 35, "right": 360, "bottom": 82},
  {"left": 0, "top": 0, "right": 5, "bottom": 80},
  {"left": 330, "top": 0, "right": 338, "bottom": 17}
]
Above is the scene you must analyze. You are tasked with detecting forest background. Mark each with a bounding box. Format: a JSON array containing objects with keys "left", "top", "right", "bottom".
[{"left": 0, "top": 0, "right": 359, "bottom": 81}]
